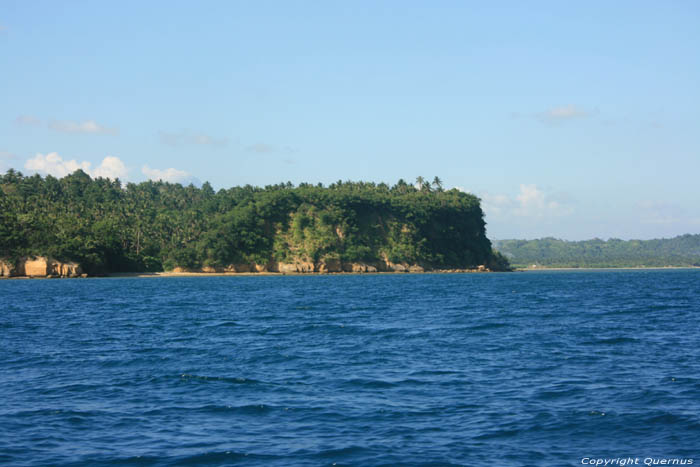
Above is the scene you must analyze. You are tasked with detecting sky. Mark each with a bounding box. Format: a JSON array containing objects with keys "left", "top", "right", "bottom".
[{"left": 1, "top": 1, "right": 699, "bottom": 240}]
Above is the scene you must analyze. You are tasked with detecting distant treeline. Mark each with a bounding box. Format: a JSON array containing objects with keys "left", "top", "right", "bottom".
[
  {"left": 0, "top": 170, "right": 510, "bottom": 274},
  {"left": 494, "top": 236, "right": 700, "bottom": 268}
]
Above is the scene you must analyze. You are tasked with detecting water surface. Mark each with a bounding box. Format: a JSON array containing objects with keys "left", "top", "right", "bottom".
[{"left": 1, "top": 270, "right": 699, "bottom": 465}]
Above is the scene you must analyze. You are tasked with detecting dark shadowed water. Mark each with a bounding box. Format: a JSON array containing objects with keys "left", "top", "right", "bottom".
[{"left": 1, "top": 270, "right": 699, "bottom": 466}]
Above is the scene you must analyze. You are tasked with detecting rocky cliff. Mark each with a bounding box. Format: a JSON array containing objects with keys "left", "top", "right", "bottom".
[
  {"left": 0, "top": 257, "right": 84, "bottom": 278},
  {"left": 169, "top": 259, "right": 489, "bottom": 274}
]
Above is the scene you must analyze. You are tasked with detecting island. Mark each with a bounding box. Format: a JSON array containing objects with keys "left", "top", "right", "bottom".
[{"left": 0, "top": 170, "right": 512, "bottom": 277}]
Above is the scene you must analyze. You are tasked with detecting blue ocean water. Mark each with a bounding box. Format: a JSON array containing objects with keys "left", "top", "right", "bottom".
[{"left": 1, "top": 270, "right": 699, "bottom": 466}]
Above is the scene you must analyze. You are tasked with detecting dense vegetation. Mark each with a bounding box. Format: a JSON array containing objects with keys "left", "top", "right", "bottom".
[
  {"left": 494, "top": 236, "right": 700, "bottom": 268},
  {"left": 0, "top": 170, "right": 510, "bottom": 274}
]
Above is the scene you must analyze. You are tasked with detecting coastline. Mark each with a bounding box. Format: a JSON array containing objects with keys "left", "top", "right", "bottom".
[
  {"left": 106, "top": 269, "right": 496, "bottom": 278},
  {"left": 4, "top": 266, "right": 699, "bottom": 280},
  {"left": 110, "top": 266, "right": 700, "bottom": 277}
]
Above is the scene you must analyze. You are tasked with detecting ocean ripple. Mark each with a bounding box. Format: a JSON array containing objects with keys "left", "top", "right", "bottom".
[{"left": 1, "top": 270, "right": 699, "bottom": 465}]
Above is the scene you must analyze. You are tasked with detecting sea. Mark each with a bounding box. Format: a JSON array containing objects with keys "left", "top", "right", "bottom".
[{"left": 1, "top": 270, "right": 699, "bottom": 466}]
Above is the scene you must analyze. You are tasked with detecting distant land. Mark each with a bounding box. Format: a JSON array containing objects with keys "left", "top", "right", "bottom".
[
  {"left": 0, "top": 170, "right": 510, "bottom": 277},
  {"left": 493, "top": 235, "right": 700, "bottom": 269}
]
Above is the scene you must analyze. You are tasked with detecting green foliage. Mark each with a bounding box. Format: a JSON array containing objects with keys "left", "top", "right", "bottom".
[
  {"left": 0, "top": 170, "right": 507, "bottom": 272},
  {"left": 494, "top": 236, "right": 700, "bottom": 268}
]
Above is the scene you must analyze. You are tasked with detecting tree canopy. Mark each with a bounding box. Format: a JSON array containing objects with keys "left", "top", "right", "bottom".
[
  {"left": 1, "top": 170, "right": 509, "bottom": 273},
  {"left": 494, "top": 236, "right": 700, "bottom": 268}
]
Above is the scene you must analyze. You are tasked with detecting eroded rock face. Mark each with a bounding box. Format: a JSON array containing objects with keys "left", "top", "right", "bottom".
[
  {"left": 277, "top": 262, "right": 315, "bottom": 273},
  {"left": 228, "top": 263, "right": 252, "bottom": 273},
  {"left": 23, "top": 258, "right": 49, "bottom": 277},
  {"left": 173, "top": 264, "right": 261, "bottom": 273},
  {"left": 0, "top": 260, "right": 15, "bottom": 277},
  {"left": 341, "top": 262, "right": 379, "bottom": 273},
  {"left": 51, "top": 261, "right": 82, "bottom": 278},
  {"left": 164, "top": 258, "right": 449, "bottom": 275},
  {"left": 2, "top": 257, "right": 83, "bottom": 278},
  {"left": 200, "top": 266, "right": 220, "bottom": 273},
  {"left": 316, "top": 258, "right": 341, "bottom": 273},
  {"left": 385, "top": 261, "right": 409, "bottom": 272}
]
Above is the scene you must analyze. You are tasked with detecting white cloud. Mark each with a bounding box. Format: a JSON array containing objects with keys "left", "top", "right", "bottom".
[
  {"left": 25, "top": 152, "right": 91, "bottom": 177},
  {"left": 481, "top": 184, "right": 573, "bottom": 219},
  {"left": 49, "top": 119, "right": 118, "bottom": 135},
  {"left": 537, "top": 105, "right": 590, "bottom": 123},
  {"left": 91, "top": 156, "right": 128, "bottom": 179},
  {"left": 480, "top": 192, "right": 514, "bottom": 216},
  {"left": 159, "top": 130, "right": 227, "bottom": 147},
  {"left": 15, "top": 115, "right": 41, "bottom": 126},
  {"left": 24, "top": 152, "right": 128, "bottom": 179},
  {"left": 141, "top": 164, "right": 191, "bottom": 183},
  {"left": 515, "top": 184, "right": 551, "bottom": 216}
]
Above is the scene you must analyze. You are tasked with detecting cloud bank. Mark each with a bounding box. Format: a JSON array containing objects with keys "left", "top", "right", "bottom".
[
  {"left": 481, "top": 184, "right": 574, "bottom": 219},
  {"left": 141, "top": 164, "right": 198, "bottom": 185},
  {"left": 21, "top": 152, "right": 198, "bottom": 186},
  {"left": 24, "top": 152, "right": 128, "bottom": 180}
]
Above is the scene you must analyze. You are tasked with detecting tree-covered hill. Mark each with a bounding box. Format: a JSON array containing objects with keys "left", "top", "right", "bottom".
[
  {"left": 0, "top": 170, "right": 510, "bottom": 274},
  {"left": 493, "top": 236, "right": 700, "bottom": 268}
]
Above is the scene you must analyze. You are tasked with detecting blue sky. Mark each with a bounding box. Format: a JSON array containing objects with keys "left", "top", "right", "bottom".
[{"left": 1, "top": 1, "right": 699, "bottom": 240}]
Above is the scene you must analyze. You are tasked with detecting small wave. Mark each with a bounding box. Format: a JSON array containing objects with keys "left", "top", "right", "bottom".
[
  {"left": 143, "top": 403, "right": 274, "bottom": 416},
  {"left": 473, "top": 428, "right": 520, "bottom": 440},
  {"left": 409, "top": 369, "right": 460, "bottom": 377},
  {"left": 466, "top": 322, "right": 509, "bottom": 331},
  {"left": 585, "top": 337, "right": 640, "bottom": 345},
  {"left": 8, "top": 408, "right": 109, "bottom": 419},
  {"left": 341, "top": 378, "right": 397, "bottom": 389},
  {"left": 315, "top": 445, "right": 369, "bottom": 458},
  {"left": 644, "top": 412, "right": 700, "bottom": 427},
  {"left": 534, "top": 387, "right": 583, "bottom": 400},
  {"left": 166, "top": 450, "right": 276, "bottom": 465},
  {"left": 204, "top": 320, "right": 238, "bottom": 328},
  {"left": 178, "top": 373, "right": 261, "bottom": 385}
]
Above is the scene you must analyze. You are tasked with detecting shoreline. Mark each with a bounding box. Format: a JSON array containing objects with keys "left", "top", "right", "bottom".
[
  {"left": 3, "top": 266, "right": 699, "bottom": 280},
  {"left": 111, "top": 266, "right": 700, "bottom": 277},
  {"left": 106, "top": 270, "right": 496, "bottom": 278},
  {"left": 0, "top": 270, "right": 496, "bottom": 279}
]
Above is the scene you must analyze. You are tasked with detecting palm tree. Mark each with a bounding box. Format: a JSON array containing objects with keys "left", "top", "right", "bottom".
[{"left": 432, "top": 176, "right": 443, "bottom": 192}]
